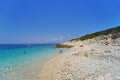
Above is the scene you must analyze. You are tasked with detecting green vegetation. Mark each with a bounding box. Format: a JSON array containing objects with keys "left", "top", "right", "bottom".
[{"left": 70, "top": 26, "right": 120, "bottom": 41}]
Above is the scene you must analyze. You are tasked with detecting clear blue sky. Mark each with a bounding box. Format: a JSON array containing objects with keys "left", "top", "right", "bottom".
[{"left": 0, "top": 0, "right": 120, "bottom": 44}]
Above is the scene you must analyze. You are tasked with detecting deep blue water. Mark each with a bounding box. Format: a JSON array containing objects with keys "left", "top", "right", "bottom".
[{"left": 0, "top": 44, "right": 55, "bottom": 50}]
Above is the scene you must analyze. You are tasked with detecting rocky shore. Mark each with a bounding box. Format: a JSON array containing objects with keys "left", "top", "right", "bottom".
[
  {"left": 40, "top": 26, "right": 120, "bottom": 80},
  {"left": 40, "top": 45, "right": 120, "bottom": 80}
]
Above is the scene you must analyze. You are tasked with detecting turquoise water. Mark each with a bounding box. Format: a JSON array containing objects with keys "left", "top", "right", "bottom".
[{"left": 0, "top": 44, "right": 67, "bottom": 80}]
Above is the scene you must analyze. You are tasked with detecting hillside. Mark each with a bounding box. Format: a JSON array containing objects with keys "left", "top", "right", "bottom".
[
  {"left": 56, "top": 26, "right": 120, "bottom": 48},
  {"left": 71, "top": 26, "right": 120, "bottom": 41},
  {"left": 41, "top": 26, "right": 120, "bottom": 80}
]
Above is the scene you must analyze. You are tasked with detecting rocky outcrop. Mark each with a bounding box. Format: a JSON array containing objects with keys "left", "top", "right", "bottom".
[
  {"left": 56, "top": 44, "right": 73, "bottom": 48},
  {"left": 56, "top": 26, "right": 120, "bottom": 48}
]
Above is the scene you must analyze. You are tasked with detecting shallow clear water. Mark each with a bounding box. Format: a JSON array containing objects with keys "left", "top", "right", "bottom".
[{"left": 0, "top": 44, "right": 67, "bottom": 80}]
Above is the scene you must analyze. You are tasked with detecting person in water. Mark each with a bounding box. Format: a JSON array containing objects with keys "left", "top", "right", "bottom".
[
  {"left": 59, "top": 50, "right": 63, "bottom": 53},
  {"left": 24, "top": 51, "right": 26, "bottom": 54}
]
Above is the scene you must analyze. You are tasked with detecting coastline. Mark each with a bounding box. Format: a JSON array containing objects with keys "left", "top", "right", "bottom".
[
  {"left": 41, "top": 27, "right": 120, "bottom": 80},
  {"left": 40, "top": 38, "right": 120, "bottom": 80},
  {"left": 0, "top": 44, "right": 66, "bottom": 80},
  {"left": 40, "top": 44, "right": 120, "bottom": 80},
  {"left": 40, "top": 48, "right": 70, "bottom": 80}
]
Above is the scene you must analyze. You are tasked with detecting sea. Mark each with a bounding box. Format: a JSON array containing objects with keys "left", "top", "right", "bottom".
[{"left": 0, "top": 44, "right": 67, "bottom": 80}]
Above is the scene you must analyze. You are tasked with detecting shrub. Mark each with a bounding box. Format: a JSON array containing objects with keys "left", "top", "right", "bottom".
[{"left": 70, "top": 26, "right": 120, "bottom": 41}]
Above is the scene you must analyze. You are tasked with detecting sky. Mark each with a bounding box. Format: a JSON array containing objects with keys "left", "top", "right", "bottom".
[{"left": 0, "top": 0, "right": 120, "bottom": 44}]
